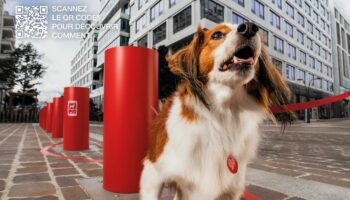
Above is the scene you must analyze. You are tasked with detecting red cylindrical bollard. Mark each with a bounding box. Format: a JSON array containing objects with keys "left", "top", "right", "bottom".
[
  {"left": 63, "top": 87, "right": 89, "bottom": 151},
  {"left": 46, "top": 102, "right": 53, "bottom": 133},
  {"left": 52, "top": 97, "right": 64, "bottom": 138},
  {"left": 103, "top": 46, "right": 158, "bottom": 192},
  {"left": 42, "top": 106, "right": 47, "bottom": 131}
]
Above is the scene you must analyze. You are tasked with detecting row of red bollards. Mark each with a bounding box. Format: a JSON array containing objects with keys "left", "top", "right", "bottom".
[
  {"left": 39, "top": 87, "right": 90, "bottom": 150},
  {"left": 38, "top": 47, "right": 159, "bottom": 194}
]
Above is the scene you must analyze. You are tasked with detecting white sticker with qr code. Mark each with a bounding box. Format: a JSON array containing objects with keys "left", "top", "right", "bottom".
[{"left": 15, "top": 6, "right": 49, "bottom": 39}]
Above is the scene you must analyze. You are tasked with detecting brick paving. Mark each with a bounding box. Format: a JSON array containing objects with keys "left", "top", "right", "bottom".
[
  {"left": 0, "top": 120, "right": 349, "bottom": 199},
  {"left": 253, "top": 119, "right": 350, "bottom": 189}
]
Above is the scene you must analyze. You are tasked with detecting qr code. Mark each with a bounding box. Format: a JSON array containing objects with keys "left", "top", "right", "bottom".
[{"left": 15, "top": 6, "right": 49, "bottom": 39}]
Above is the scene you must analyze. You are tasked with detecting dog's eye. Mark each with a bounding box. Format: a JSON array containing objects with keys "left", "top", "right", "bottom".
[{"left": 211, "top": 31, "right": 224, "bottom": 40}]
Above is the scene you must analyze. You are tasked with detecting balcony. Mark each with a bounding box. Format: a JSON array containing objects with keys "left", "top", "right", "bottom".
[
  {"left": 99, "top": 0, "right": 129, "bottom": 25},
  {"left": 1, "top": 40, "right": 14, "bottom": 54}
]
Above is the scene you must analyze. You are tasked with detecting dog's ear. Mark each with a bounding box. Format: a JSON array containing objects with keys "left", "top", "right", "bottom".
[
  {"left": 248, "top": 45, "right": 292, "bottom": 121},
  {"left": 166, "top": 25, "right": 209, "bottom": 108},
  {"left": 167, "top": 25, "right": 204, "bottom": 78}
]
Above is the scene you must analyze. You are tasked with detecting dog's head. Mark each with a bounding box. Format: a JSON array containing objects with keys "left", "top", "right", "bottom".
[{"left": 167, "top": 22, "right": 291, "bottom": 115}]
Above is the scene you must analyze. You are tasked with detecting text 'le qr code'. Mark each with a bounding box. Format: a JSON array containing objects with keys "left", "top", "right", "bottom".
[{"left": 16, "top": 6, "right": 49, "bottom": 39}]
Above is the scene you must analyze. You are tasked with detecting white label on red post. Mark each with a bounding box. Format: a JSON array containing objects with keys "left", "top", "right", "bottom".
[{"left": 68, "top": 100, "right": 78, "bottom": 117}]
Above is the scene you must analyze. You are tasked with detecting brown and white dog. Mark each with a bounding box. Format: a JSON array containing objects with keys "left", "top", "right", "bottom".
[{"left": 140, "top": 22, "right": 291, "bottom": 200}]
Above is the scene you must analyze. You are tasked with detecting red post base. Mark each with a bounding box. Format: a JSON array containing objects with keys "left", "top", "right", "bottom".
[{"left": 52, "top": 97, "right": 64, "bottom": 138}]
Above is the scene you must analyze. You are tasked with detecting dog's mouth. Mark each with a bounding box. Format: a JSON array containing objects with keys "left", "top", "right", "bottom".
[{"left": 219, "top": 46, "right": 255, "bottom": 72}]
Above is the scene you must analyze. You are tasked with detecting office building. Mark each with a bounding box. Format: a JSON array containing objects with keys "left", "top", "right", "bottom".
[
  {"left": 70, "top": 24, "right": 99, "bottom": 92},
  {"left": 89, "top": 0, "right": 130, "bottom": 109},
  {"left": 128, "top": 0, "right": 334, "bottom": 119},
  {"left": 330, "top": 2, "right": 350, "bottom": 117},
  {"left": 0, "top": 0, "right": 15, "bottom": 110}
]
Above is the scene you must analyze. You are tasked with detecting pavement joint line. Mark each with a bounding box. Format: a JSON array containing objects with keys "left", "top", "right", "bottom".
[
  {"left": 2, "top": 124, "right": 27, "bottom": 199},
  {"left": 263, "top": 130, "right": 350, "bottom": 135},
  {"left": 33, "top": 124, "right": 65, "bottom": 200},
  {"left": 247, "top": 168, "right": 350, "bottom": 200},
  {"left": 0, "top": 124, "right": 14, "bottom": 135},
  {"left": 0, "top": 125, "right": 22, "bottom": 145},
  {"left": 90, "top": 132, "right": 103, "bottom": 142},
  {"left": 41, "top": 127, "right": 90, "bottom": 179}
]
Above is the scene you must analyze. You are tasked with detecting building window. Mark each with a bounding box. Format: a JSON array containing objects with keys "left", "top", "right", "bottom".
[
  {"left": 120, "top": 36, "right": 129, "bottom": 46},
  {"left": 139, "top": 0, "right": 148, "bottom": 9},
  {"left": 201, "top": 0, "right": 224, "bottom": 23},
  {"left": 173, "top": 6, "right": 191, "bottom": 33},
  {"left": 151, "top": 0, "right": 164, "bottom": 22},
  {"left": 296, "top": 68, "right": 305, "bottom": 83},
  {"left": 305, "top": 3, "right": 311, "bottom": 16},
  {"left": 270, "top": 11, "right": 280, "bottom": 29},
  {"left": 272, "top": 0, "right": 282, "bottom": 9},
  {"left": 233, "top": 0, "right": 245, "bottom": 7},
  {"left": 315, "top": 59, "right": 321, "bottom": 72},
  {"left": 315, "top": 28, "right": 320, "bottom": 40},
  {"left": 288, "top": 44, "right": 296, "bottom": 60},
  {"left": 307, "top": 20, "right": 313, "bottom": 34},
  {"left": 297, "top": 30, "right": 304, "bottom": 44},
  {"left": 272, "top": 58, "right": 283, "bottom": 74},
  {"left": 295, "top": 0, "right": 302, "bottom": 8},
  {"left": 297, "top": 12, "right": 304, "bottom": 27},
  {"left": 285, "top": 21, "right": 293, "bottom": 37},
  {"left": 153, "top": 23, "right": 166, "bottom": 44},
  {"left": 169, "top": 0, "right": 181, "bottom": 7},
  {"left": 260, "top": 28, "right": 268, "bottom": 46},
  {"left": 341, "top": 28, "right": 346, "bottom": 49},
  {"left": 309, "top": 56, "right": 315, "bottom": 69},
  {"left": 336, "top": 23, "right": 341, "bottom": 45},
  {"left": 286, "top": 3, "right": 294, "bottom": 19},
  {"left": 121, "top": 18, "right": 130, "bottom": 32},
  {"left": 136, "top": 15, "right": 146, "bottom": 33},
  {"left": 286, "top": 65, "right": 295, "bottom": 80},
  {"left": 312, "top": 11, "right": 319, "bottom": 23},
  {"left": 138, "top": 34, "right": 148, "bottom": 47},
  {"left": 314, "top": 43, "right": 320, "bottom": 55},
  {"left": 251, "top": 0, "right": 264, "bottom": 19},
  {"left": 274, "top": 36, "right": 284, "bottom": 53},
  {"left": 347, "top": 34, "right": 350, "bottom": 54},
  {"left": 300, "top": 51, "right": 306, "bottom": 64},
  {"left": 232, "top": 12, "right": 247, "bottom": 24},
  {"left": 307, "top": 37, "right": 312, "bottom": 50}
]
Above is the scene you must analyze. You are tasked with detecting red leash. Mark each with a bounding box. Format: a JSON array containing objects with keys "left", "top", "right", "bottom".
[
  {"left": 41, "top": 142, "right": 102, "bottom": 163},
  {"left": 270, "top": 90, "right": 350, "bottom": 113}
]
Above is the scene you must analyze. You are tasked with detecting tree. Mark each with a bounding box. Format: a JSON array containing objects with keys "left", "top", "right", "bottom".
[
  {"left": 11, "top": 43, "right": 46, "bottom": 108},
  {"left": 157, "top": 46, "right": 179, "bottom": 101},
  {"left": 12, "top": 43, "right": 46, "bottom": 94},
  {"left": 0, "top": 57, "right": 17, "bottom": 89}
]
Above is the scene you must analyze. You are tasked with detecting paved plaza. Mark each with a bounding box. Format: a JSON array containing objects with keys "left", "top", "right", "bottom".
[{"left": 0, "top": 119, "right": 349, "bottom": 200}]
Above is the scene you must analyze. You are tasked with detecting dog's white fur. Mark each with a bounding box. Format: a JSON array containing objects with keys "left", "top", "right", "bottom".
[{"left": 140, "top": 23, "right": 268, "bottom": 200}]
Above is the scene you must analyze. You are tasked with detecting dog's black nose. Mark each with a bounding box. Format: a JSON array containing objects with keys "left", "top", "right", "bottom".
[{"left": 237, "top": 22, "right": 259, "bottom": 39}]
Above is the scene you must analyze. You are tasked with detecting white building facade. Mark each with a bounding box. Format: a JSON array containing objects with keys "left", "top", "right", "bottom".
[
  {"left": 330, "top": 1, "right": 350, "bottom": 117},
  {"left": 0, "top": 0, "right": 15, "bottom": 110},
  {"left": 70, "top": 26, "right": 99, "bottom": 90},
  {"left": 129, "top": 0, "right": 334, "bottom": 119},
  {"left": 89, "top": 0, "right": 130, "bottom": 109}
]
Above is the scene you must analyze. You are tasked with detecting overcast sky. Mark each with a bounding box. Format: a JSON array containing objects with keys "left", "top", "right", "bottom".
[{"left": 3, "top": 0, "right": 350, "bottom": 103}]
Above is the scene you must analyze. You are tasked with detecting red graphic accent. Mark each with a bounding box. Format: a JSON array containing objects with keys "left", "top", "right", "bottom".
[
  {"left": 68, "top": 101, "right": 78, "bottom": 116},
  {"left": 227, "top": 155, "right": 238, "bottom": 174},
  {"left": 270, "top": 91, "right": 350, "bottom": 113},
  {"left": 41, "top": 142, "right": 102, "bottom": 163}
]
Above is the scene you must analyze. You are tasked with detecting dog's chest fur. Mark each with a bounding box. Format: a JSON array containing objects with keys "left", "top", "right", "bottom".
[{"left": 156, "top": 89, "right": 265, "bottom": 197}]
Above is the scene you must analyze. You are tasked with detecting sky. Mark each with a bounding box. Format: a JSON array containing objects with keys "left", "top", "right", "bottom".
[
  {"left": 3, "top": 0, "right": 350, "bottom": 103},
  {"left": 4, "top": 0, "right": 101, "bottom": 103}
]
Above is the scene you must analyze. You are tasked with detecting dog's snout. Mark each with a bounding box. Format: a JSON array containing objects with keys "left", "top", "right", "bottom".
[{"left": 237, "top": 22, "right": 259, "bottom": 39}]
